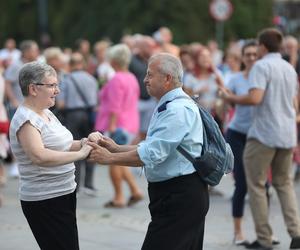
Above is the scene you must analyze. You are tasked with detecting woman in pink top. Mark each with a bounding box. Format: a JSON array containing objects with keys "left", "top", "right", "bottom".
[{"left": 95, "top": 44, "right": 143, "bottom": 207}]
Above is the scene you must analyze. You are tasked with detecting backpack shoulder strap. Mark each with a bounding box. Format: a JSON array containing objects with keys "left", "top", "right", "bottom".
[
  {"left": 177, "top": 145, "right": 195, "bottom": 163},
  {"left": 158, "top": 95, "right": 201, "bottom": 164}
]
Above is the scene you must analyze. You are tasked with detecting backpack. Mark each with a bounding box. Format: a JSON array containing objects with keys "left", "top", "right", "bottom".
[{"left": 165, "top": 96, "right": 234, "bottom": 186}]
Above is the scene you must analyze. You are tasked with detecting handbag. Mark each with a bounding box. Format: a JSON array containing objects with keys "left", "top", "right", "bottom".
[{"left": 0, "top": 120, "right": 9, "bottom": 134}]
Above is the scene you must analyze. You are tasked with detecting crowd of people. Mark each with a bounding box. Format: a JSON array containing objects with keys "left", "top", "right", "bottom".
[{"left": 0, "top": 26, "right": 300, "bottom": 249}]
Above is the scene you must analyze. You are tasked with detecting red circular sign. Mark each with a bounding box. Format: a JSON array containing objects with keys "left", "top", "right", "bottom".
[{"left": 210, "top": 0, "right": 233, "bottom": 21}]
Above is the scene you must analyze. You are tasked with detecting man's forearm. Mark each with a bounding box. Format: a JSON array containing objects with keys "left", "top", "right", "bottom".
[
  {"left": 115, "top": 145, "right": 138, "bottom": 153},
  {"left": 108, "top": 149, "right": 144, "bottom": 167}
]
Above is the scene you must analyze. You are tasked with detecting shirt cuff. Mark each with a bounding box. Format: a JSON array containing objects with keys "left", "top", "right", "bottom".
[{"left": 137, "top": 142, "right": 154, "bottom": 169}]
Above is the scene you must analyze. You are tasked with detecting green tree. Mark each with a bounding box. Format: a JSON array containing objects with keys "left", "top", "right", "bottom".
[{"left": 0, "top": 0, "right": 273, "bottom": 47}]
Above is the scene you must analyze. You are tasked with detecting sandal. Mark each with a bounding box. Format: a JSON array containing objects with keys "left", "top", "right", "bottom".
[
  {"left": 104, "top": 201, "right": 125, "bottom": 208},
  {"left": 234, "top": 239, "right": 250, "bottom": 246},
  {"left": 233, "top": 235, "right": 250, "bottom": 246},
  {"left": 127, "top": 195, "right": 143, "bottom": 206}
]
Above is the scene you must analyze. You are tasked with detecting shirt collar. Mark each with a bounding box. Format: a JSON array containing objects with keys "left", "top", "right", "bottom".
[
  {"left": 157, "top": 87, "right": 187, "bottom": 107},
  {"left": 262, "top": 52, "right": 282, "bottom": 59}
]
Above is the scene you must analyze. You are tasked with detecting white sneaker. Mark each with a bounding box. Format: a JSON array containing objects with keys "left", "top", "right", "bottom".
[{"left": 83, "top": 187, "right": 99, "bottom": 197}]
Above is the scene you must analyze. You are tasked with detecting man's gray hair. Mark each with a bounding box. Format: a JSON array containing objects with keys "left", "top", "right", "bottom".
[
  {"left": 19, "top": 61, "right": 57, "bottom": 96},
  {"left": 149, "top": 53, "right": 183, "bottom": 87},
  {"left": 19, "top": 40, "right": 38, "bottom": 54},
  {"left": 107, "top": 44, "right": 131, "bottom": 69}
]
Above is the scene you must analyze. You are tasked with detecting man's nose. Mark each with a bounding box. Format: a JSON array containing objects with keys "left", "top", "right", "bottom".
[{"left": 55, "top": 87, "right": 60, "bottom": 94}]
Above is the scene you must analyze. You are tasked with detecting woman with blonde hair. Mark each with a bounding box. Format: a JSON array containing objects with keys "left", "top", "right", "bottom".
[{"left": 95, "top": 44, "right": 143, "bottom": 207}]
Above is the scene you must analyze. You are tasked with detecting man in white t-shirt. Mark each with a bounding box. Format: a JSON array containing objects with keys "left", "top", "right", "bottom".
[{"left": 221, "top": 28, "right": 300, "bottom": 250}]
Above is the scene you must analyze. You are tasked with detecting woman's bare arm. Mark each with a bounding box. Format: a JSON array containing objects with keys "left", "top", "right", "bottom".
[{"left": 17, "top": 122, "right": 91, "bottom": 167}]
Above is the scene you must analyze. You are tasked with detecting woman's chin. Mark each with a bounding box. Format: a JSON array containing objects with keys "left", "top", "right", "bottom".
[{"left": 48, "top": 100, "right": 56, "bottom": 108}]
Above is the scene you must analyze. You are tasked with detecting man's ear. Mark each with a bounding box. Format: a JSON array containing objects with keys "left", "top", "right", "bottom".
[
  {"left": 165, "top": 74, "right": 172, "bottom": 83},
  {"left": 261, "top": 44, "right": 269, "bottom": 54},
  {"left": 164, "top": 74, "right": 173, "bottom": 90}
]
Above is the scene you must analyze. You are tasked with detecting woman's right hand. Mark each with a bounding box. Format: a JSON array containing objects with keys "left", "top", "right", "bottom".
[{"left": 79, "top": 144, "right": 93, "bottom": 159}]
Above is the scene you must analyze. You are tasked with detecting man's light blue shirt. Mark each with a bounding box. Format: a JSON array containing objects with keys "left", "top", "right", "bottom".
[{"left": 137, "top": 88, "right": 203, "bottom": 182}]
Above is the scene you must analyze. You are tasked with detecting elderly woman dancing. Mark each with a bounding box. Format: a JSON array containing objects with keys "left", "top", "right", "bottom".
[{"left": 9, "top": 61, "right": 93, "bottom": 250}]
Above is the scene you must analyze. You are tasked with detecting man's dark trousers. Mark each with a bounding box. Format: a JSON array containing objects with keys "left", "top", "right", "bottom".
[{"left": 142, "top": 172, "right": 209, "bottom": 250}]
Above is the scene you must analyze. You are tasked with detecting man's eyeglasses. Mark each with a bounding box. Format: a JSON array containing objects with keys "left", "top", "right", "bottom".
[{"left": 35, "top": 83, "right": 60, "bottom": 89}]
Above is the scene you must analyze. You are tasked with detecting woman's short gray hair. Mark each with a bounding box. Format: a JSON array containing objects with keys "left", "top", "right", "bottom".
[
  {"left": 107, "top": 44, "right": 131, "bottom": 69},
  {"left": 19, "top": 61, "right": 57, "bottom": 96},
  {"left": 149, "top": 53, "right": 183, "bottom": 87}
]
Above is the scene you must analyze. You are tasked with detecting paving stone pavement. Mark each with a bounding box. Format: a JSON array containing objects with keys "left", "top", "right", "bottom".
[{"left": 1, "top": 164, "right": 300, "bottom": 250}]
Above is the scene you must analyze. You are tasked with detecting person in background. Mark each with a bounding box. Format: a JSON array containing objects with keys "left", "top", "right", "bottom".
[
  {"left": 223, "top": 45, "right": 242, "bottom": 85},
  {"left": 4, "top": 40, "right": 39, "bottom": 116},
  {"left": 222, "top": 40, "right": 258, "bottom": 246},
  {"left": 129, "top": 35, "right": 157, "bottom": 142},
  {"left": 183, "top": 47, "right": 225, "bottom": 132},
  {"left": 0, "top": 38, "right": 21, "bottom": 69},
  {"left": 95, "top": 44, "right": 143, "bottom": 207},
  {"left": 153, "top": 27, "right": 180, "bottom": 57},
  {"left": 121, "top": 34, "right": 136, "bottom": 52},
  {"left": 44, "top": 47, "right": 69, "bottom": 124},
  {"left": 183, "top": 47, "right": 224, "bottom": 108},
  {"left": 179, "top": 45, "right": 195, "bottom": 84},
  {"left": 282, "top": 35, "right": 300, "bottom": 78},
  {"left": 94, "top": 40, "right": 115, "bottom": 87},
  {"left": 220, "top": 28, "right": 300, "bottom": 250},
  {"left": 207, "top": 39, "right": 223, "bottom": 67},
  {"left": 9, "top": 61, "right": 93, "bottom": 250},
  {"left": 0, "top": 71, "right": 9, "bottom": 207},
  {"left": 88, "top": 53, "right": 209, "bottom": 250},
  {"left": 56, "top": 52, "right": 98, "bottom": 195},
  {"left": 282, "top": 35, "right": 300, "bottom": 181},
  {"left": 43, "top": 47, "right": 67, "bottom": 81},
  {"left": 183, "top": 47, "right": 225, "bottom": 197},
  {"left": 74, "top": 38, "right": 97, "bottom": 75},
  {"left": 4, "top": 40, "right": 39, "bottom": 178}
]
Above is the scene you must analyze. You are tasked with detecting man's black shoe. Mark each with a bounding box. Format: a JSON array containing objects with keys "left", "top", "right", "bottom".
[
  {"left": 246, "top": 240, "right": 273, "bottom": 250},
  {"left": 290, "top": 237, "right": 300, "bottom": 249}
]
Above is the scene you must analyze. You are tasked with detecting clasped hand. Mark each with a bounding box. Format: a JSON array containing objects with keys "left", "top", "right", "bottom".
[{"left": 85, "top": 131, "right": 119, "bottom": 164}]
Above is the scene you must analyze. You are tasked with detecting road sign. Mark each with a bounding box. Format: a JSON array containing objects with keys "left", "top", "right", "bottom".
[{"left": 210, "top": 0, "right": 233, "bottom": 22}]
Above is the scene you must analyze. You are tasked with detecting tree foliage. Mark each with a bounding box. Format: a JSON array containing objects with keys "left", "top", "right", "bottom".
[{"left": 0, "top": 0, "right": 273, "bottom": 47}]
